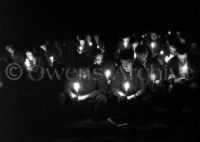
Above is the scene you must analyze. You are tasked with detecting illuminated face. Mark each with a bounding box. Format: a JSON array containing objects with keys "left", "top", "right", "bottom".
[
  {"left": 151, "top": 33, "right": 157, "bottom": 40},
  {"left": 6, "top": 46, "right": 14, "bottom": 55},
  {"left": 94, "top": 35, "right": 99, "bottom": 43},
  {"left": 123, "top": 37, "right": 130, "bottom": 43},
  {"left": 80, "top": 40, "right": 85, "bottom": 46},
  {"left": 80, "top": 69, "right": 90, "bottom": 79},
  {"left": 137, "top": 53, "right": 148, "bottom": 64},
  {"left": 123, "top": 37, "right": 130, "bottom": 48},
  {"left": 86, "top": 35, "right": 91, "bottom": 41},
  {"left": 94, "top": 54, "right": 103, "bottom": 65},
  {"left": 26, "top": 51, "right": 34, "bottom": 61},
  {"left": 121, "top": 59, "right": 132, "bottom": 72},
  {"left": 169, "top": 45, "right": 176, "bottom": 55},
  {"left": 178, "top": 53, "right": 187, "bottom": 63}
]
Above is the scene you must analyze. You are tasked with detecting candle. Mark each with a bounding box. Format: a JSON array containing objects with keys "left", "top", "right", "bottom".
[
  {"left": 105, "top": 70, "right": 111, "bottom": 83},
  {"left": 73, "top": 82, "right": 80, "bottom": 95},
  {"left": 78, "top": 46, "right": 84, "bottom": 54},
  {"left": 150, "top": 73, "right": 156, "bottom": 83},
  {"left": 49, "top": 56, "right": 54, "bottom": 65},
  {"left": 124, "top": 82, "right": 130, "bottom": 95},
  {"left": 160, "top": 50, "right": 164, "bottom": 55},
  {"left": 89, "top": 42, "right": 93, "bottom": 47},
  {"left": 150, "top": 42, "right": 156, "bottom": 49}
]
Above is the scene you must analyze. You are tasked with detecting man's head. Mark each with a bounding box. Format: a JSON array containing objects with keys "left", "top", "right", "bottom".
[
  {"left": 177, "top": 44, "right": 188, "bottom": 63},
  {"left": 169, "top": 45, "right": 176, "bottom": 55},
  {"left": 135, "top": 44, "right": 148, "bottom": 64},
  {"left": 167, "top": 34, "right": 180, "bottom": 55},
  {"left": 6, "top": 45, "right": 14, "bottom": 55},
  {"left": 119, "top": 49, "right": 133, "bottom": 72},
  {"left": 26, "top": 51, "right": 34, "bottom": 61}
]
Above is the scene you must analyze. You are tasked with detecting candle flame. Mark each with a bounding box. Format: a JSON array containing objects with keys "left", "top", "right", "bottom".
[
  {"left": 49, "top": 56, "right": 54, "bottom": 63},
  {"left": 73, "top": 82, "right": 80, "bottom": 93},
  {"left": 124, "top": 82, "right": 130, "bottom": 92},
  {"left": 150, "top": 73, "right": 156, "bottom": 82},
  {"left": 160, "top": 50, "right": 164, "bottom": 55},
  {"left": 105, "top": 70, "right": 111, "bottom": 79},
  {"left": 150, "top": 42, "right": 156, "bottom": 49}
]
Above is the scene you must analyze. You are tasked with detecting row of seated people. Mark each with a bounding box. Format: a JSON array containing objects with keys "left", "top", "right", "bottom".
[{"left": 59, "top": 44, "right": 200, "bottom": 126}]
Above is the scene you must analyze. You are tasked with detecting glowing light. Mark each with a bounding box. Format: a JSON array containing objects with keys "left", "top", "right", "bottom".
[
  {"left": 94, "top": 54, "right": 103, "bottom": 65},
  {"left": 142, "top": 35, "right": 145, "bottom": 38},
  {"left": 134, "top": 52, "right": 137, "bottom": 59},
  {"left": 97, "top": 45, "right": 100, "bottom": 49},
  {"left": 168, "top": 31, "right": 171, "bottom": 35},
  {"left": 105, "top": 70, "right": 111, "bottom": 79},
  {"left": 73, "top": 82, "right": 80, "bottom": 94},
  {"left": 124, "top": 82, "right": 130, "bottom": 92},
  {"left": 40, "top": 45, "right": 47, "bottom": 51},
  {"left": 123, "top": 37, "right": 130, "bottom": 48},
  {"left": 49, "top": 56, "right": 54, "bottom": 64},
  {"left": 6, "top": 46, "right": 14, "bottom": 56},
  {"left": 70, "top": 93, "right": 77, "bottom": 99},
  {"left": 25, "top": 58, "right": 32, "bottom": 71},
  {"left": 150, "top": 73, "right": 156, "bottom": 82},
  {"left": 132, "top": 42, "right": 139, "bottom": 51},
  {"left": 79, "top": 40, "right": 85, "bottom": 46},
  {"left": 89, "top": 42, "right": 93, "bottom": 47},
  {"left": 160, "top": 50, "right": 164, "bottom": 55},
  {"left": 78, "top": 46, "right": 84, "bottom": 54},
  {"left": 26, "top": 51, "right": 34, "bottom": 61},
  {"left": 150, "top": 42, "right": 156, "bottom": 49},
  {"left": 77, "top": 95, "right": 89, "bottom": 101}
]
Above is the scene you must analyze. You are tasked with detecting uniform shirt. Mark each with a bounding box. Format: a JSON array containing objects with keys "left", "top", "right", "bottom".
[
  {"left": 111, "top": 62, "right": 147, "bottom": 96},
  {"left": 167, "top": 56, "right": 194, "bottom": 79},
  {"left": 66, "top": 69, "right": 107, "bottom": 97}
]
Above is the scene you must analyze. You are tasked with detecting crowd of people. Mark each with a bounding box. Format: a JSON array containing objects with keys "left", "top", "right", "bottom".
[{"left": 0, "top": 30, "right": 199, "bottom": 141}]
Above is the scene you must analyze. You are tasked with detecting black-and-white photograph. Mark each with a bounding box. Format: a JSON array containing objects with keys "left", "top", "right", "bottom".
[{"left": 0, "top": 1, "right": 199, "bottom": 142}]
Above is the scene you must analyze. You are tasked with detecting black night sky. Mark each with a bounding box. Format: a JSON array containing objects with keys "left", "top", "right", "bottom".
[{"left": 0, "top": 1, "right": 199, "bottom": 46}]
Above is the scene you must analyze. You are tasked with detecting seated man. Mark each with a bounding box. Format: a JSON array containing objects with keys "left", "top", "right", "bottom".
[
  {"left": 167, "top": 44, "right": 200, "bottom": 110},
  {"left": 63, "top": 66, "right": 108, "bottom": 122},
  {"left": 109, "top": 49, "right": 153, "bottom": 124},
  {"left": 135, "top": 44, "right": 170, "bottom": 107}
]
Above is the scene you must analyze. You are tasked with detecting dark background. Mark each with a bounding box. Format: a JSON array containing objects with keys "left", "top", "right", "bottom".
[{"left": 0, "top": 0, "right": 199, "bottom": 47}]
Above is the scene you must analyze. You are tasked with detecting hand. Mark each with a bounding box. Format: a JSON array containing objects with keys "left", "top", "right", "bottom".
[
  {"left": 117, "top": 95, "right": 126, "bottom": 103},
  {"left": 168, "top": 74, "right": 176, "bottom": 80},
  {"left": 174, "top": 77, "right": 188, "bottom": 84},
  {"left": 154, "top": 80, "right": 160, "bottom": 85},
  {"left": 127, "top": 94, "right": 136, "bottom": 100},
  {"left": 70, "top": 92, "right": 78, "bottom": 101}
]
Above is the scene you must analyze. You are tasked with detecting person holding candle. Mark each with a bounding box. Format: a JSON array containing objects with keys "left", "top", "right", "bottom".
[
  {"left": 109, "top": 49, "right": 153, "bottom": 124},
  {"left": 63, "top": 63, "right": 108, "bottom": 121},
  {"left": 135, "top": 44, "right": 170, "bottom": 105},
  {"left": 167, "top": 44, "right": 200, "bottom": 111}
]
